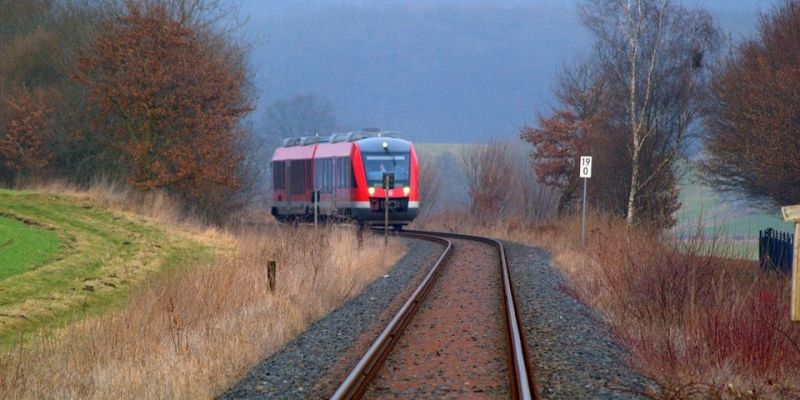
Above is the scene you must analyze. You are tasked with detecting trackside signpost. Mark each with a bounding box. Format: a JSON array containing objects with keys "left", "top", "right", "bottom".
[
  {"left": 781, "top": 204, "right": 800, "bottom": 321},
  {"left": 383, "top": 172, "right": 394, "bottom": 246},
  {"left": 580, "top": 156, "right": 592, "bottom": 246}
]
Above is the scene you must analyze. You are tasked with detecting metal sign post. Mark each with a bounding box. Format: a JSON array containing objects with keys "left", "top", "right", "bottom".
[
  {"left": 579, "top": 156, "right": 592, "bottom": 246},
  {"left": 383, "top": 172, "right": 394, "bottom": 246}
]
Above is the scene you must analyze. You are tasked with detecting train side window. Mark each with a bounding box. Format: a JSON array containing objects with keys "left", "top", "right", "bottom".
[
  {"left": 335, "top": 158, "right": 341, "bottom": 188},
  {"left": 316, "top": 158, "right": 334, "bottom": 193},
  {"left": 328, "top": 159, "right": 335, "bottom": 192},
  {"left": 325, "top": 159, "right": 334, "bottom": 192},
  {"left": 272, "top": 161, "right": 285, "bottom": 190},
  {"left": 337, "top": 157, "right": 352, "bottom": 188},
  {"left": 343, "top": 158, "right": 349, "bottom": 188},
  {"left": 314, "top": 159, "right": 321, "bottom": 191},
  {"left": 322, "top": 159, "right": 328, "bottom": 193},
  {"left": 305, "top": 160, "right": 313, "bottom": 193},
  {"left": 289, "top": 160, "right": 305, "bottom": 195}
]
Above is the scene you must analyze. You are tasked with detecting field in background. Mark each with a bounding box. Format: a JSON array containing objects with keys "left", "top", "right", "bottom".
[
  {"left": 676, "top": 165, "right": 792, "bottom": 235},
  {"left": 416, "top": 143, "right": 791, "bottom": 258},
  {"left": 674, "top": 164, "right": 793, "bottom": 259},
  {"left": 0, "top": 184, "right": 404, "bottom": 399},
  {"left": 0, "top": 215, "right": 60, "bottom": 281}
]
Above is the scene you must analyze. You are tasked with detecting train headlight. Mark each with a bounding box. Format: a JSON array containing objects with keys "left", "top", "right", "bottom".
[
  {"left": 382, "top": 141, "right": 388, "bottom": 150},
  {"left": 403, "top": 186, "right": 410, "bottom": 195},
  {"left": 368, "top": 187, "right": 375, "bottom": 196}
]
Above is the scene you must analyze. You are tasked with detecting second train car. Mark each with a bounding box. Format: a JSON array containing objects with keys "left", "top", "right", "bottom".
[{"left": 270, "top": 129, "right": 419, "bottom": 227}]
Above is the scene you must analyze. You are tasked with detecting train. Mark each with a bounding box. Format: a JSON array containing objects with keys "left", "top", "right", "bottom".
[{"left": 270, "top": 129, "right": 419, "bottom": 228}]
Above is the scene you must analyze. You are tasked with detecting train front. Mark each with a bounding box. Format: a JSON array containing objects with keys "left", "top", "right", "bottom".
[{"left": 352, "top": 137, "right": 419, "bottom": 227}]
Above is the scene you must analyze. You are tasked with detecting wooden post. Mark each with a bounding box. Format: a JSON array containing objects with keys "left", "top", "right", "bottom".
[
  {"left": 781, "top": 205, "right": 800, "bottom": 321},
  {"left": 267, "top": 260, "right": 277, "bottom": 292}
]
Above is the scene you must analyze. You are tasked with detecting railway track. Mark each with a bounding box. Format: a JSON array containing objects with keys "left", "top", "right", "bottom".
[{"left": 330, "top": 229, "right": 537, "bottom": 399}]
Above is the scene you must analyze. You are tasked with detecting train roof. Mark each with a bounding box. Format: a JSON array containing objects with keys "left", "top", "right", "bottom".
[
  {"left": 277, "top": 129, "right": 408, "bottom": 148},
  {"left": 356, "top": 136, "right": 412, "bottom": 153},
  {"left": 271, "top": 129, "right": 413, "bottom": 161}
]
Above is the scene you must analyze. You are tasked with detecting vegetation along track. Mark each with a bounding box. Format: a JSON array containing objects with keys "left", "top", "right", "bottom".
[{"left": 331, "top": 229, "right": 537, "bottom": 399}]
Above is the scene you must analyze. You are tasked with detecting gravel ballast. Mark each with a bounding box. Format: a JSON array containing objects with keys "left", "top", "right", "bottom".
[
  {"left": 219, "top": 238, "right": 442, "bottom": 400},
  {"left": 221, "top": 237, "right": 656, "bottom": 399},
  {"left": 504, "top": 241, "right": 657, "bottom": 399}
]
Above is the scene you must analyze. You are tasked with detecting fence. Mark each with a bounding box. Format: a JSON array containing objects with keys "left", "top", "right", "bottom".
[{"left": 759, "top": 228, "right": 794, "bottom": 273}]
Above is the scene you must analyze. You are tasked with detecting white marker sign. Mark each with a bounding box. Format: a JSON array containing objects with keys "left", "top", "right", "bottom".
[{"left": 580, "top": 156, "right": 592, "bottom": 178}]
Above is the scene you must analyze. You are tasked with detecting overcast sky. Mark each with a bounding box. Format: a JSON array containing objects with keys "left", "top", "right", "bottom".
[{"left": 237, "top": 0, "right": 780, "bottom": 143}]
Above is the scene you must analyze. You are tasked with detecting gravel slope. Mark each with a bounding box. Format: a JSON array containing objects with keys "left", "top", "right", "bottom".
[
  {"left": 219, "top": 238, "right": 442, "bottom": 400},
  {"left": 504, "top": 242, "right": 657, "bottom": 399}
]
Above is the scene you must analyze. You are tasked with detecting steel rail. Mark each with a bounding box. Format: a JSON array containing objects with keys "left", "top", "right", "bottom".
[
  {"left": 330, "top": 231, "right": 453, "bottom": 400},
  {"left": 405, "top": 230, "right": 538, "bottom": 400},
  {"left": 330, "top": 229, "right": 537, "bottom": 400}
]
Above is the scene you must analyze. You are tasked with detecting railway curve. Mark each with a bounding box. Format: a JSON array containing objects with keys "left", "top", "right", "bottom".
[{"left": 331, "top": 229, "right": 538, "bottom": 400}]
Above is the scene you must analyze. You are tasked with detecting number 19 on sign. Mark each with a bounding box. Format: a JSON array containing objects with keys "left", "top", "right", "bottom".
[
  {"left": 580, "top": 156, "right": 592, "bottom": 246},
  {"left": 580, "top": 156, "right": 592, "bottom": 178}
]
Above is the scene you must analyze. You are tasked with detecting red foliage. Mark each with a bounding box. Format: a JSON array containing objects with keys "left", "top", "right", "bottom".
[
  {"left": 0, "top": 89, "right": 52, "bottom": 183},
  {"left": 519, "top": 110, "right": 586, "bottom": 189},
  {"left": 703, "top": 0, "right": 800, "bottom": 207},
  {"left": 74, "top": 5, "right": 252, "bottom": 212}
]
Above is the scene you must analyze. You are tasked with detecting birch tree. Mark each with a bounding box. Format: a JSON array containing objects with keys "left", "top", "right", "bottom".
[
  {"left": 584, "top": 0, "right": 719, "bottom": 225},
  {"left": 525, "top": 0, "right": 719, "bottom": 227}
]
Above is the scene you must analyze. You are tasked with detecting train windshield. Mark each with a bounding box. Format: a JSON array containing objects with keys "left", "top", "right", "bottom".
[{"left": 363, "top": 152, "right": 410, "bottom": 187}]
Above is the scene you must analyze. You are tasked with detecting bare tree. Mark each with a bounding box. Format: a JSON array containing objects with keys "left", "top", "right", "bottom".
[
  {"left": 417, "top": 156, "right": 442, "bottom": 216},
  {"left": 460, "top": 140, "right": 516, "bottom": 223},
  {"left": 262, "top": 94, "right": 336, "bottom": 141},
  {"left": 260, "top": 94, "right": 337, "bottom": 191},
  {"left": 512, "top": 151, "right": 560, "bottom": 223}
]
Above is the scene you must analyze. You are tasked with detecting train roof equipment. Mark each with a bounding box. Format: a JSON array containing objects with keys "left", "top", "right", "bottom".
[{"left": 279, "top": 129, "right": 404, "bottom": 148}]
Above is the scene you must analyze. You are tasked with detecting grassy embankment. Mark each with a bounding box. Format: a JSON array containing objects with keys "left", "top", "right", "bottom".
[
  {"left": 0, "top": 183, "right": 403, "bottom": 399},
  {"left": 0, "top": 188, "right": 210, "bottom": 347},
  {"left": 416, "top": 211, "right": 800, "bottom": 399}
]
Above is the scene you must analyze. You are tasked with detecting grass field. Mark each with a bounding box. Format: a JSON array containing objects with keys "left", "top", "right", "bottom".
[
  {"left": 0, "top": 188, "right": 210, "bottom": 347},
  {"left": 0, "top": 215, "right": 61, "bottom": 281},
  {"left": 674, "top": 165, "right": 793, "bottom": 259},
  {"left": 676, "top": 168, "right": 792, "bottom": 238},
  {"left": 0, "top": 184, "right": 403, "bottom": 399}
]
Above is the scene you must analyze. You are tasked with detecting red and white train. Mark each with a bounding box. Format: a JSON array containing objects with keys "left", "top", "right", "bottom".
[{"left": 270, "top": 130, "right": 419, "bottom": 228}]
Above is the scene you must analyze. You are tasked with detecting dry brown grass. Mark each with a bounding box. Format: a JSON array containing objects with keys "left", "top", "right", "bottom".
[
  {"left": 416, "top": 210, "right": 800, "bottom": 399},
  {"left": 1, "top": 181, "right": 403, "bottom": 399}
]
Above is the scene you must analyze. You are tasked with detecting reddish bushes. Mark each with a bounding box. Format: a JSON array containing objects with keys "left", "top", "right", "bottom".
[
  {"left": 562, "top": 216, "right": 800, "bottom": 397},
  {"left": 417, "top": 212, "right": 800, "bottom": 398}
]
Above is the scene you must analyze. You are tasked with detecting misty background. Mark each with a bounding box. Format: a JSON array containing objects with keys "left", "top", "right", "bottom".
[{"left": 240, "top": 0, "right": 779, "bottom": 143}]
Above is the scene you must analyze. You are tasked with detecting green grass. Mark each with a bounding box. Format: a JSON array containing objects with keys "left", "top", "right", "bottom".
[
  {"left": 0, "top": 189, "right": 212, "bottom": 346},
  {"left": 0, "top": 216, "right": 61, "bottom": 281},
  {"left": 674, "top": 164, "right": 792, "bottom": 259},
  {"left": 677, "top": 177, "right": 792, "bottom": 237}
]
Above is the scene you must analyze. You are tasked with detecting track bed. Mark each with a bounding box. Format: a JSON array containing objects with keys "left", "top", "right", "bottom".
[{"left": 364, "top": 239, "right": 510, "bottom": 398}]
